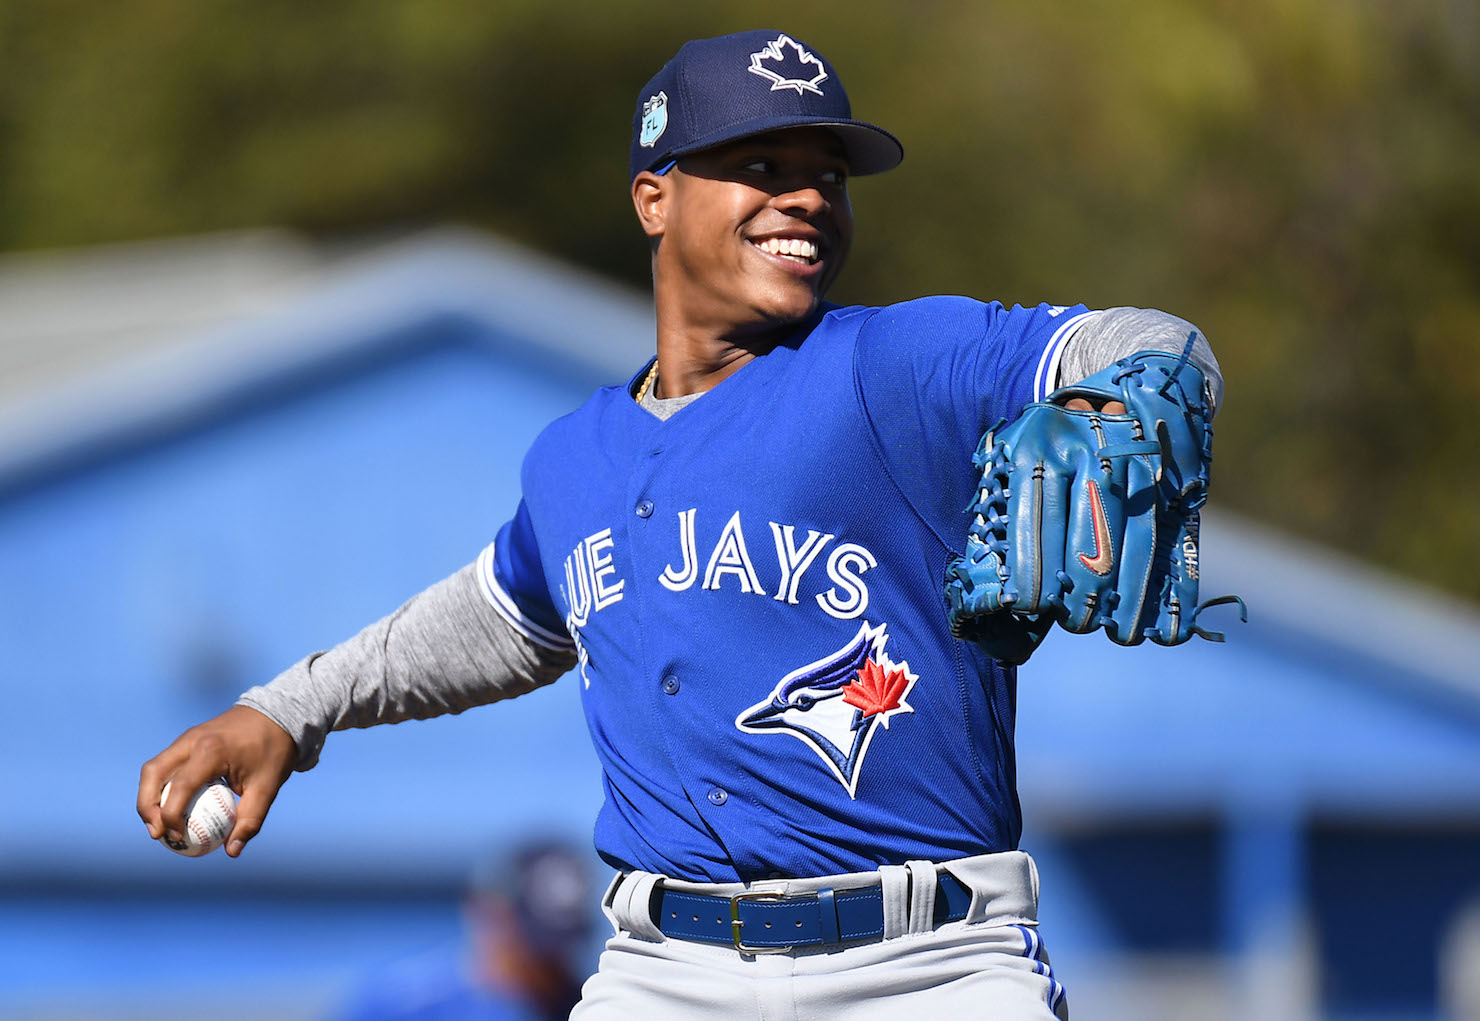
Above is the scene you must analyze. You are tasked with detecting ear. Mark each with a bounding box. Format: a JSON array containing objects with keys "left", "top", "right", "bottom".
[{"left": 631, "top": 170, "right": 669, "bottom": 241}]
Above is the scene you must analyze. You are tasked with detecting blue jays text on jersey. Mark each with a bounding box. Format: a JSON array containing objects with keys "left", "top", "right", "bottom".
[{"left": 475, "top": 297, "right": 1093, "bottom": 884}]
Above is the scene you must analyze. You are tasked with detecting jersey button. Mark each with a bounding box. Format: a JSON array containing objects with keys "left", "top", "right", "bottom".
[
  {"left": 661, "top": 674, "right": 680, "bottom": 695},
  {"left": 707, "top": 788, "right": 728, "bottom": 806},
  {"left": 635, "top": 499, "right": 654, "bottom": 518}
]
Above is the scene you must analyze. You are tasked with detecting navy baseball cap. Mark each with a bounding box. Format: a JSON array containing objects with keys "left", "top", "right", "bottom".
[{"left": 630, "top": 30, "right": 903, "bottom": 180}]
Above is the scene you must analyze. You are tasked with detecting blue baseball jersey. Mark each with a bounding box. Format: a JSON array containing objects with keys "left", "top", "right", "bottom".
[{"left": 476, "top": 296, "right": 1092, "bottom": 883}]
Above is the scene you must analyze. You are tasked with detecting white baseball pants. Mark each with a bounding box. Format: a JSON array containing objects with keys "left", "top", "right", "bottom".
[{"left": 570, "top": 850, "right": 1069, "bottom": 1020}]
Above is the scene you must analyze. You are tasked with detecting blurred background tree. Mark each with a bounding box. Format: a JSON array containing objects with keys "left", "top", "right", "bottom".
[{"left": 0, "top": 0, "right": 1475, "bottom": 597}]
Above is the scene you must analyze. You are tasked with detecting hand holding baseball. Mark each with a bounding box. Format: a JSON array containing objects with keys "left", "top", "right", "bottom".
[{"left": 138, "top": 705, "right": 296, "bottom": 858}]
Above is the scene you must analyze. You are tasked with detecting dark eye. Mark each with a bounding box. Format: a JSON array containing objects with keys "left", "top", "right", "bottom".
[
  {"left": 743, "top": 158, "right": 774, "bottom": 174},
  {"left": 820, "top": 168, "right": 847, "bottom": 186}
]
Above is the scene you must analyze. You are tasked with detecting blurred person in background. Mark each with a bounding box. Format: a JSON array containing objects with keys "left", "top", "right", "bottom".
[{"left": 332, "top": 839, "right": 594, "bottom": 1021}]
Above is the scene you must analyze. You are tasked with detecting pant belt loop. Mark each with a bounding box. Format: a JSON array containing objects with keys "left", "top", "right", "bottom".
[
  {"left": 816, "top": 887, "right": 841, "bottom": 945},
  {"left": 878, "top": 864, "right": 910, "bottom": 940},
  {"left": 619, "top": 872, "right": 667, "bottom": 942},
  {"left": 905, "top": 859, "right": 938, "bottom": 934}
]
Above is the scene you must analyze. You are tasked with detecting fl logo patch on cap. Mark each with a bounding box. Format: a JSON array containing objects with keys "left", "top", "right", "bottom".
[
  {"left": 747, "top": 33, "right": 828, "bottom": 96},
  {"left": 639, "top": 91, "right": 668, "bottom": 148}
]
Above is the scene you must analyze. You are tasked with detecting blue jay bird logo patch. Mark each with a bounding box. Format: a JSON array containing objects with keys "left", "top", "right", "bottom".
[
  {"left": 747, "top": 34, "right": 829, "bottom": 96},
  {"left": 736, "top": 622, "right": 917, "bottom": 798},
  {"left": 639, "top": 91, "right": 668, "bottom": 148}
]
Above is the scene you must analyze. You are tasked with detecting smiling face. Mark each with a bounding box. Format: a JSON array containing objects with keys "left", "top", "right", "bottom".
[{"left": 632, "top": 127, "right": 854, "bottom": 342}]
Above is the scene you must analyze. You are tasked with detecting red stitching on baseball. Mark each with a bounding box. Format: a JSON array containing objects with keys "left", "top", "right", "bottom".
[{"left": 176, "top": 785, "right": 236, "bottom": 852}]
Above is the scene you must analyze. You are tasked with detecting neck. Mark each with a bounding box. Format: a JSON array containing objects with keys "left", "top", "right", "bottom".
[{"left": 649, "top": 303, "right": 815, "bottom": 400}]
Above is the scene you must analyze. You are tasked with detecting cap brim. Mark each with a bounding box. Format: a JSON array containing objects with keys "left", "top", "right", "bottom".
[{"left": 649, "top": 115, "right": 904, "bottom": 177}]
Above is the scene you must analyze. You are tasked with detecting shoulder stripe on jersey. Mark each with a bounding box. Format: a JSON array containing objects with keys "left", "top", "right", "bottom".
[
  {"left": 475, "top": 542, "right": 576, "bottom": 652},
  {"left": 1032, "top": 310, "right": 1100, "bottom": 402}
]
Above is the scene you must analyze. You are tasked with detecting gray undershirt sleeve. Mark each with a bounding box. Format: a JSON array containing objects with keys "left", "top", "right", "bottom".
[
  {"left": 1055, "top": 307, "right": 1224, "bottom": 414},
  {"left": 237, "top": 563, "right": 578, "bottom": 771}
]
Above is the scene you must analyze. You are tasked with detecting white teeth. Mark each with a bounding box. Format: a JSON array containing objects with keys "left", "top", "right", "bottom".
[{"left": 754, "top": 237, "right": 819, "bottom": 262}]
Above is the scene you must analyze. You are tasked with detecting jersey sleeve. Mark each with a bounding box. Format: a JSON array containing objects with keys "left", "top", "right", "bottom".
[
  {"left": 852, "top": 296, "right": 1094, "bottom": 541},
  {"left": 475, "top": 499, "right": 575, "bottom": 653}
]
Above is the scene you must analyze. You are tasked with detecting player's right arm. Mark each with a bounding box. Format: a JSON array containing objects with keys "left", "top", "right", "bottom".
[
  {"left": 236, "top": 558, "right": 575, "bottom": 773},
  {"left": 137, "top": 503, "right": 576, "bottom": 856}
]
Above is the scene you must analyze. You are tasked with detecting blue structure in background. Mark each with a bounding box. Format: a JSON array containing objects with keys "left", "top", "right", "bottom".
[{"left": 1, "top": 230, "right": 1477, "bottom": 1020}]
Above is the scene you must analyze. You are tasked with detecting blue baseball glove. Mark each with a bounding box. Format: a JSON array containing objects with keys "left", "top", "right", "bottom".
[{"left": 944, "top": 339, "right": 1243, "bottom": 666}]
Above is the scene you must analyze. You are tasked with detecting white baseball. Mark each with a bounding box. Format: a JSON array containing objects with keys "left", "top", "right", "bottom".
[{"left": 159, "top": 778, "right": 237, "bottom": 857}]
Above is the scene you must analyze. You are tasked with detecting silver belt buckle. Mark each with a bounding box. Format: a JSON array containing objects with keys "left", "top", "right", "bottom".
[{"left": 729, "top": 890, "right": 793, "bottom": 954}]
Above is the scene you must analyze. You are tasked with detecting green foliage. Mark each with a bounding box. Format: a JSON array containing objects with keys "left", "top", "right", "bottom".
[{"left": 1, "top": 0, "right": 1477, "bottom": 596}]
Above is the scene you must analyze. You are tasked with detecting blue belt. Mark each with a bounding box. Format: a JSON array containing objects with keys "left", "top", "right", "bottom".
[{"left": 653, "top": 872, "right": 973, "bottom": 953}]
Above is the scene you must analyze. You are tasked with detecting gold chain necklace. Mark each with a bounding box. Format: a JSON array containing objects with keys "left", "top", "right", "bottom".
[{"left": 634, "top": 359, "right": 660, "bottom": 404}]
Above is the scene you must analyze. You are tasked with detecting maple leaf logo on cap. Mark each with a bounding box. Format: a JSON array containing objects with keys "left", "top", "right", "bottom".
[{"left": 747, "top": 33, "right": 829, "bottom": 96}]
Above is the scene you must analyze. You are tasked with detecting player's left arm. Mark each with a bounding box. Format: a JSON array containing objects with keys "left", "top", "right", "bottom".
[{"left": 851, "top": 300, "right": 1223, "bottom": 536}]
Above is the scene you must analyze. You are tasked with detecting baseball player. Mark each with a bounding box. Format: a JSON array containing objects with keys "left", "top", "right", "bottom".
[{"left": 138, "top": 30, "right": 1226, "bottom": 1020}]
